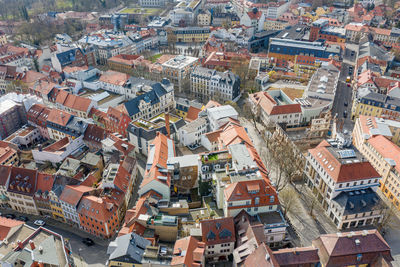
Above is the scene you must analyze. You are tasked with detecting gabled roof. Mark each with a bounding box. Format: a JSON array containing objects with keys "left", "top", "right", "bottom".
[
  {"left": 186, "top": 106, "right": 202, "bottom": 122},
  {"left": 77, "top": 195, "right": 116, "bottom": 222},
  {"left": 107, "top": 232, "right": 151, "bottom": 263},
  {"left": 121, "top": 83, "right": 168, "bottom": 117},
  {"left": 224, "top": 179, "right": 279, "bottom": 206},
  {"left": 312, "top": 229, "right": 393, "bottom": 266},
  {"left": 99, "top": 70, "right": 130, "bottom": 86},
  {"left": 35, "top": 173, "right": 55, "bottom": 194},
  {"left": 141, "top": 133, "right": 175, "bottom": 191},
  {"left": 172, "top": 236, "right": 205, "bottom": 267},
  {"left": 273, "top": 247, "right": 320, "bottom": 266},
  {"left": 0, "top": 141, "right": 17, "bottom": 166},
  {"left": 59, "top": 185, "right": 93, "bottom": 207},
  {"left": 247, "top": 10, "right": 263, "bottom": 20},
  {"left": 308, "top": 141, "right": 380, "bottom": 183},
  {"left": 367, "top": 135, "right": 400, "bottom": 173},
  {"left": 47, "top": 108, "right": 73, "bottom": 126},
  {"left": 8, "top": 167, "right": 37, "bottom": 196},
  {"left": 243, "top": 243, "right": 277, "bottom": 267},
  {"left": 200, "top": 217, "right": 235, "bottom": 245},
  {"left": 83, "top": 124, "right": 108, "bottom": 144},
  {"left": 250, "top": 91, "right": 301, "bottom": 115},
  {"left": 62, "top": 93, "right": 93, "bottom": 112},
  {"left": 0, "top": 217, "right": 24, "bottom": 240}
]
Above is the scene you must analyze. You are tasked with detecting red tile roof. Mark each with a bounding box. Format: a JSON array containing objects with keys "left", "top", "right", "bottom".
[
  {"left": 43, "top": 137, "right": 70, "bottom": 152},
  {"left": 247, "top": 10, "right": 263, "bottom": 20},
  {"left": 224, "top": 179, "right": 279, "bottom": 206},
  {"left": 186, "top": 106, "right": 202, "bottom": 122},
  {"left": 200, "top": 217, "right": 236, "bottom": 246},
  {"left": 312, "top": 230, "right": 393, "bottom": 266},
  {"left": 0, "top": 217, "right": 24, "bottom": 240},
  {"left": 172, "top": 236, "right": 205, "bottom": 267},
  {"left": 108, "top": 54, "right": 142, "bottom": 65},
  {"left": 47, "top": 108, "right": 72, "bottom": 126},
  {"left": 141, "top": 133, "right": 174, "bottom": 188},
  {"left": 367, "top": 135, "right": 400, "bottom": 173},
  {"left": 62, "top": 93, "right": 93, "bottom": 112},
  {"left": 250, "top": 91, "right": 302, "bottom": 115},
  {"left": 0, "top": 141, "right": 17, "bottom": 165},
  {"left": 8, "top": 167, "right": 37, "bottom": 196},
  {"left": 273, "top": 247, "right": 320, "bottom": 265},
  {"left": 59, "top": 185, "right": 94, "bottom": 206},
  {"left": 83, "top": 124, "right": 108, "bottom": 144},
  {"left": 308, "top": 141, "right": 380, "bottom": 183},
  {"left": 99, "top": 70, "right": 129, "bottom": 86},
  {"left": 35, "top": 173, "right": 55, "bottom": 193},
  {"left": 78, "top": 195, "right": 116, "bottom": 222},
  {"left": 243, "top": 243, "right": 276, "bottom": 267}
]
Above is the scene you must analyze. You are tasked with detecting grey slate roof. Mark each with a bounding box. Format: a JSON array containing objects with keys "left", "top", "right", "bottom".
[
  {"left": 332, "top": 188, "right": 381, "bottom": 215},
  {"left": 107, "top": 232, "right": 151, "bottom": 263},
  {"left": 123, "top": 82, "right": 170, "bottom": 117}
]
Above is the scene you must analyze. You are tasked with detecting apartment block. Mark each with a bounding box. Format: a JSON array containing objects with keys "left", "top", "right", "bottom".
[
  {"left": 304, "top": 139, "right": 384, "bottom": 229},
  {"left": 0, "top": 99, "right": 27, "bottom": 139},
  {"left": 190, "top": 66, "right": 241, "bottom": 103},
  {"left": 201, "top": 217, "right": 236, "bottom": 262}
]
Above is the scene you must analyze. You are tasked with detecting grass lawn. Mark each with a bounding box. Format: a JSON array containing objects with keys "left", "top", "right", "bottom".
[
  {"left": 148, "top": 53, "right": 162, "bottom": 63},
  {"left": 56, "top": 0, "right": 73, "bottom": 9},
  {"left": 120, "top": 7, "right": 161, "bottom": 15}
]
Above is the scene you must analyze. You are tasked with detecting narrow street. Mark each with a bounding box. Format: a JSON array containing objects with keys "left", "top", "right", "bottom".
[
  {"left": 240, "top": 118, "right": 337, "bottom": 247},
  {"left": 0, "top": 209, "right": 109, "bottom": 267}
]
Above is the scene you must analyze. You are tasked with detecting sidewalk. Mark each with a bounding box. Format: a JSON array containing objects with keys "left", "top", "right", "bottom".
[{"left": 240, "top": 117, "right": 337, "bottom": 246}]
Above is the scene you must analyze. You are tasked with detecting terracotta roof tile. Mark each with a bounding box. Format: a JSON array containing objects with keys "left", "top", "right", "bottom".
[
  {"left": 0, "top": 217, "right": 24, "bottom": 240},
  {"left": 272, "top": 247, "right": 319, "bottom": 265},
  {"left": 99, "top": 70, "right": 129, "bottom": 86},
  {"left": 8, "top": 167, "right": 37, "bottom": 196},
  {"left": 35, "top": 173, "right": 55, "bottom": 193},
  {"left": 172, "top": 236, "right": 205, "bottom": 267},
  {"left": 308, "top": 141, "right": 380, "bottom": 183},
  {"left": 186, "top": 106, "right": 202, "bottom": 122},
  {"left": 250, "top": 91, "right": 301, "bottom": 115},
  {"left": 0, "top": 141, "right": 17, "bottom": 165},
  {"left": 78, "top": 195, "right": 116, "bottom": 222},
  {"left": 200, "top": 217, "right": 236, "bottom": 246},
  {"left": 47, "top": 108, "right": 72, "bottom": 126},
  {"left": 367, "top": 135, "right": 400, "bottom": 173},
  {"left": 59, "top": 185, "right": 93, "bottom": 206}
]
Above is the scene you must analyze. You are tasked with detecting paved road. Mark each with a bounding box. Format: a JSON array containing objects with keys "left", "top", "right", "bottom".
[
  {"left": 240, "top": 118, "right": 337, "bottom": 246},
  {"left": 331, "top": 62, "right": 355, "bottom": 132},
  {"left": 0, "top": 209, "right": 109, "bottom": 266}
]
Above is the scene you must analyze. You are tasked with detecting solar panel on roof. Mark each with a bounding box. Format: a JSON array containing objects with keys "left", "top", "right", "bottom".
[{"left": 337, "top": 149, "right": 356, "bottom": 159}]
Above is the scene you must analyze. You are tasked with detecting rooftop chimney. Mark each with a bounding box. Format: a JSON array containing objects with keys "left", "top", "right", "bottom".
[
  {"left": 17, "top": 240, "right": 23, "bottom": 250},
  {"left": 29, "top": 240, "right": 35, "bottom": 250},
  {"left": 165, "top": 112, "right": 170, "bottom": 138}
]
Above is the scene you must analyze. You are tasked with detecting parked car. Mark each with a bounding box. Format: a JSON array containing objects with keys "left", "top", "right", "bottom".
[
  {"left": 82, "top": 238, "right": 95, "bottom": 246},
  {"left": 5, "top": 214, "right": 16, "bottom": 219},
  {"left": 17, "top": 216, "right": 29, "bottom": 222},
  {"left": 34, "top": 220, "right": 45, "bottom": 226}
]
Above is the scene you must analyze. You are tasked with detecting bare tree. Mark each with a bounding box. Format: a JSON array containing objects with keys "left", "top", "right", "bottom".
[
  {"left": 279, "top": 187, "right": 300, "bottom": 217},
  {"left": 374, "top": 200, "right": 400, "bottom": 236}
]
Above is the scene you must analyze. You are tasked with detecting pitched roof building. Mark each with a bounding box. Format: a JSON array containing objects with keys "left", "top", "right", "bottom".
[
  {"left": 200, "top": 217, "right": 236, "bottom": 262},
  {"left": 171, "top": 236, "right": 206, "bottom": 267}
]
